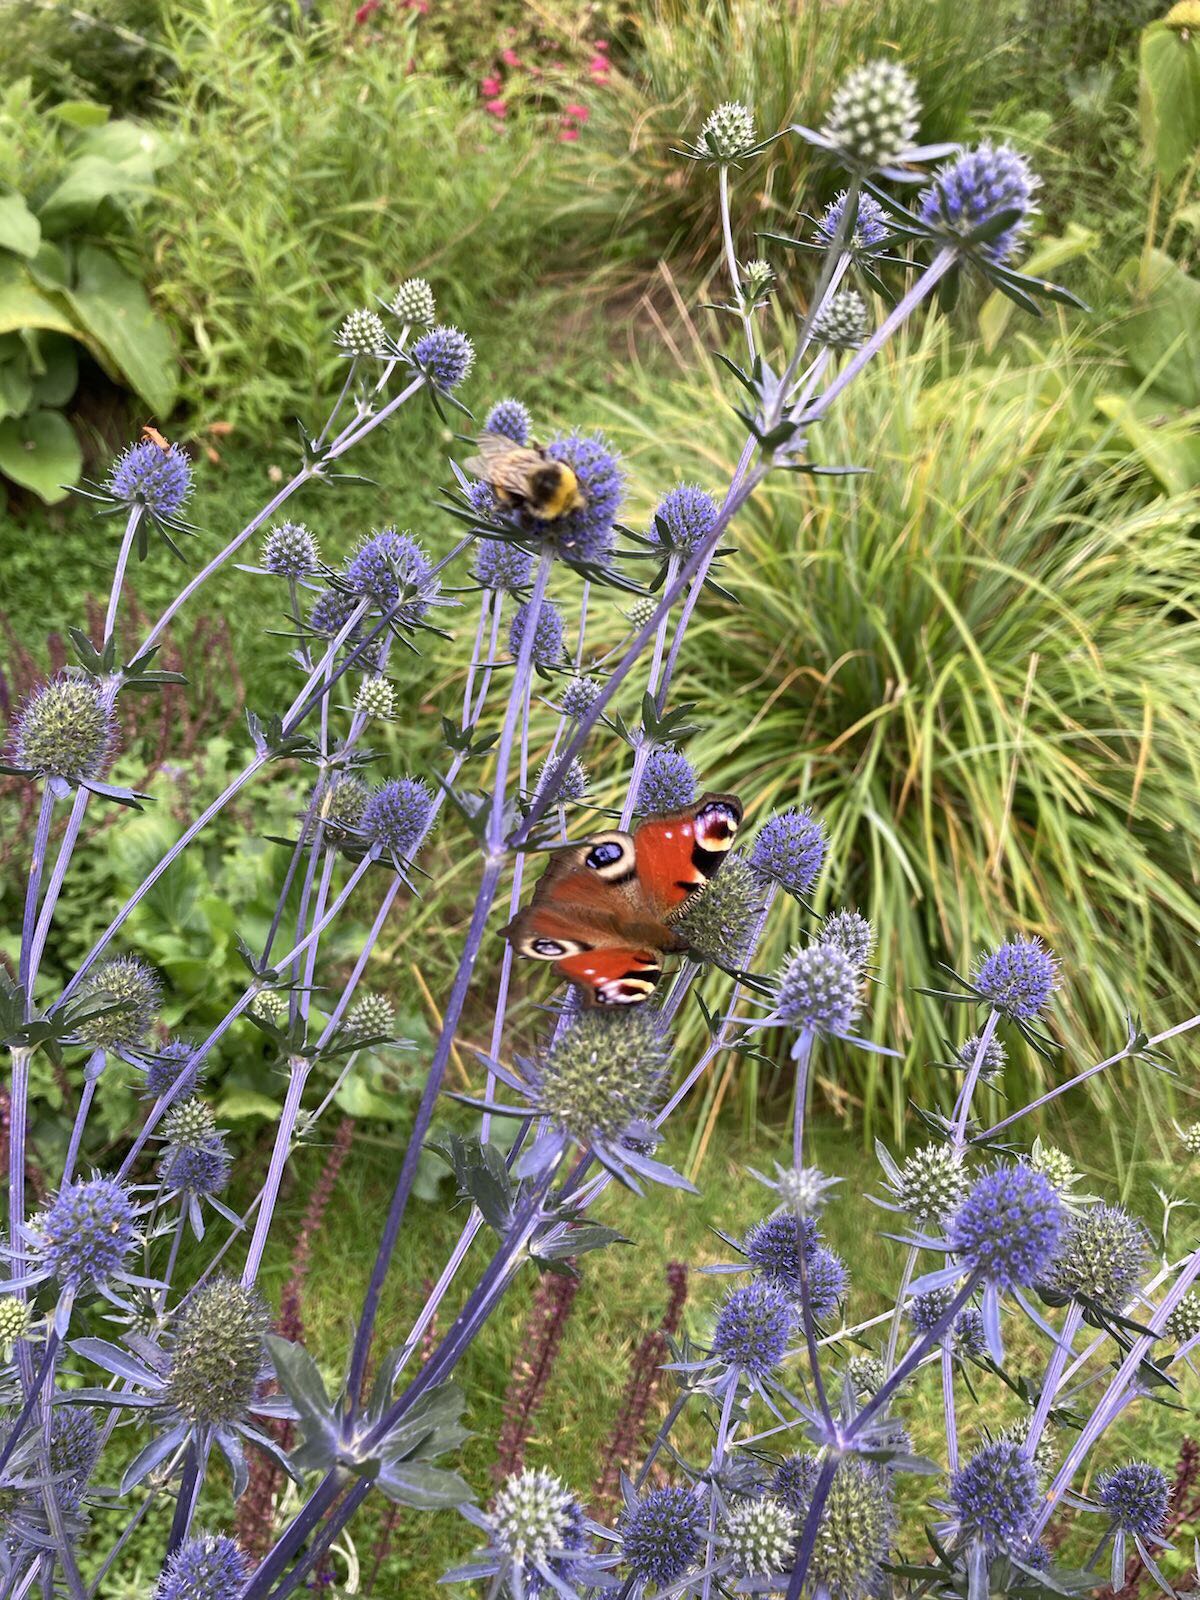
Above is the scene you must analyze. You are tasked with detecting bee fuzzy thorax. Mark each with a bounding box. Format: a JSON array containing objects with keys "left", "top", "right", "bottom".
[{"left": 464, "top": 433, "right": 587, "bottom": 523}]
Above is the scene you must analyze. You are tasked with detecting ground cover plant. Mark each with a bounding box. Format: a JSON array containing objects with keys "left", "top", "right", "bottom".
[{"left": 6, "top": 35, "right": 1200, "bottom": 1600}]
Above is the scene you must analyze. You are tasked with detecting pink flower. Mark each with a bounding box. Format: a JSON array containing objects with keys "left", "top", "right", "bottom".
[
  {"left": 485, "top": 98, "right": 508, "bottom": 119},
  {"left": 588, "top": 55, "right": 607, "bottom": 72},
  {"left": 501, "top": 47, "right": 521, "bottom": 67},
  {"left": 593, "top": 39, "right": 609, "bottom": 51},
  {"left": 564, "top": 103, "right": 589, "bottom": 123},
  {"left": 354, "top": 0, "right": 380, "bottom": 21},
  {"left": 589, "top": 68, "right": 610, "bottom": 85},
  {"left": 481, "top": 75, "right": 502, "bottom": 96},
  {"left": 559, "top": 127, "right": 580, "bottom": 143}
]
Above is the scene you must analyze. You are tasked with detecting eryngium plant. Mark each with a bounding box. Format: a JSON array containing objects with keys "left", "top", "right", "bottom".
[{"left": 3, "top": 48, "right": 1195, "bottom": 1600}]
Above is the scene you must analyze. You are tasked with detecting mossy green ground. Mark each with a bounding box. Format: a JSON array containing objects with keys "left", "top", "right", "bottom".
[{"left": 86, "top": 1109, "right": 1199, "bottom": 1595}]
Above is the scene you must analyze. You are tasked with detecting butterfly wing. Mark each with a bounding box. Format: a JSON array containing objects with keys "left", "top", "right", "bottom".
[
  {"left": 632, "top": 792, "right": 743, "bottom": 920},
  {"left": 503, "top": 831, "right": 667, "bottom": 1006}
]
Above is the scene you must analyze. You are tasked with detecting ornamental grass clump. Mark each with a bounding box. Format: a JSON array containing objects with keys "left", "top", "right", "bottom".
[{"left": 4, "top": 45, "right": 1199, "bottom": 1600}]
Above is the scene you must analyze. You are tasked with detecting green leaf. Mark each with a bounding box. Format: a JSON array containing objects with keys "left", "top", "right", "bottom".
[
  {"left": 1140, "top": 10, "right": 1200, "bottom": 186},
  {"left": 63, "top": 245, "right": 178, "bottom": 415},
  {"left": 1122, "top": 248, "right": 1200, "bottom": 408},
  {"left": 0, "top": 256, "right": 78, "bottom": 341},
  {"left": 1095, "top": 386, "right": 1200, "bottom": 496},
  {"left": 52, "top": 100, "right": 111, "bottom": 129},
  {"left": 37, "top": 158, "right": 152, "bottom": 232},
  {"left": 29, "top": 333, "right": 79, "bottom": 408},
  {"left": 0, "top": 193, "right": 41, "bottom": 259},
  {"left": 0, "top": 348, "right": 32, "bottom": 422},
  {"left": 0, "top": 409, "right": 81, "bottom": 501},
  {"left": 217, "top": 1087, "right": 282, "bottom": 1120},
  {"left": 376, "top": 1460, "right": 472, "bottom": 1509},
  {"left": 76, "top": 118, "right": 173, "bottom": 177},
  {"left": 978, "top": 225, "right": 1096, "bottom": 353}
]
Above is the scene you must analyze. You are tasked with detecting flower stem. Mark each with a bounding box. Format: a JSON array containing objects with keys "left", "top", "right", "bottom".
[
  {"left": 18, "top": 788, "right": 56, "bottom": 1003},
  {"left": 951, "top": 1008, "right": 998, "bottom": 1148},
  {"left": 102, "top": 505, "right": 143, "bottom": 646},
  {"left": 1026, "top": 1300, "right": 1082, "bottom": 1455},
  {"left": 886, "top": 1245, "right": 919, "bottom": 1374},
  {"left": 241, "top": 1055, "right": 313, "bottom": 1287}
]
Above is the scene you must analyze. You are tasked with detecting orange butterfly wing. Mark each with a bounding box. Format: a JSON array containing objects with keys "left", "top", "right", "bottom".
[{"left": 632, "top": 792, "right": 743, "bottom": 918}]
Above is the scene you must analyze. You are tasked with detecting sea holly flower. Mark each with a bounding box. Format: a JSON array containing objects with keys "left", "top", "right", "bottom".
[
  {"left": 0, "top": 1295, "right": 36, "bottom": 1362},
  {"left": 808, "top": 1460, "right": 895, "bottom": 1600},
  {"left": 705, "top": 1279, "right": 795, "bottom": 1391},
  {"left": 673, "top": 855, "right": 764, "bottom": 970},
  {"left": 2, "top": 1174, "right": 148, "bottom": 1331},
  {"left": 749, "top": 1161, "right": 843, "bottom": 1219},
  {"left": 820, "top": 909, "right": 874, "bottom": 971},
  {"left": 706, "top": 1212, "right": 848, "bottom": 1317},
  {"left": 69, "top": 1277, "right": 293, "bottom": 1497},
  {"left": 923, "top": 937, "right": 1060, "bottom": 1058},
  {"left": 636, "top": 745, "right": 696, "bottom": 813},
  {"left": 341, "top": 527, "right": 441, "bottom": 631},
  {"left": 536, "top": 754, "right": 588, "bottom": 805},
  {"left": 950, "top": 1030, "right": 1008, "bottom": 1085},
  {"left": 560, "top": 674, "right": 603, "bottom": 719},
  {"left": 153, "top": 1531, "right": 251, "bottom": 1600},
  {"left": 509, "top": 598, "right": 566, "bottom": 667},
  {"left": 773, "top": 943, "right": 861, "bottom": 1038},
  {"left": 335, "top": 307, "right": 390, "bottom": 358},
  {"left": 1165, "top": 1292, "right": 1200, "bottom": 1345},
  {"left": 389, "top": 276, "right": 436, "bottom": 325},
  {"left": 532, "top": 430, "right": 625, "bottom": 570},
  {"left": 811, "top": 288, "right": 870, "bottom": 349},
  {"left": 484, "top": 396, "right": 531, "bottom": 443},
  {"left": 78, "top": 435, "right": 196, "bottom": 548},
  {"left": 873, "top": 1141, "right": 969, "bottom": 1224},
  {"left": 721, "top": 1496, "right": 799, "bottom": 1581},
  {"left": 475, "top": 535, "right": 534, "bottom": 594},
  {"left": 1072, "top": 1464, "right": 1174, "bottom": 1594},
  {"left": 409, "top": 324, "right": 475, "bottom": 392},
  {"left": 3, "top": 673, "right": 120, "bottom": 798},
  {"left": 75, "top": 955, "right": 162, "bottom": 1055},
  {"left": 815, "top": 189, "right": 890, "bottom": 253},
  {"left": 773, "top": 1452, "right": 821, "bottom": 1514},
  {"left": 446, "top": 1468, "right": 613, "bottom": 1598},
  {"left": 794, "top": 58, "right": 953, "bottom": 180},
  {"left": 618, "top": 1482, "right": 708, "bottom": 1595},
  {"left": 354, "top": 675, "right": 395, "bottom": 718},
  {"left": 918, "top": 143, "right": 1040, "bottom": 267},
  {"left": 750, "top": 807, "right": 827, "bottom": 899},
  {"left": 261, "top": 521, "right": 320, "bottom": 578},
  {"left": 944, "top": 1438, "right": 1041, "bottom": 1592},
  {"left": 690, "top": 101, "right": 757, "bottom": 164},
  {"left": 360, "top": 776, "right": 435, "bottom": 866},
  {"left": 139, "top": 1037, "right": 204, "bottom": 1101},
  {"left": 649, "top": 483, "right": 720, "bottom": 554},
  {"left": 1043, "top": 1205, "right": 1151, "bottom": 1320}
]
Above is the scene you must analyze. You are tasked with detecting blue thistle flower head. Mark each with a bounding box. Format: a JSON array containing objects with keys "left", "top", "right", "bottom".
[
  {"left": 343, "top": 527, "right": 437, "bottom": 623},
  {"left": 47, "top": 1406, "right": 101, "bottom": 1505},
  {"left": 361, "top": 777, "right": 434, "bottom": 860},
  {"left": 620, "top": 1485, "right": 706, "bottom": 1588},
  {"left": 744, "top": 1212, "right": 820, "bottom": 1283},
  {"left": 474, "top": 537, "right": 533, "bottom": 594},
  {"left": 485, "top": 397, "right": 531, "bottom": 444},
  {"left": 142, "top": 1040, "right": 202, "bottom": 1100},
  {"left": 806, "top": 1244, "right": 850, "bottom": 1317},
  {"left": 711, "top": 1279, "right": 794, "bottom": 1377},
  {"left": 973, "top": 937, "right": 1058, "bottom": 1019},
  {"left": 774, "top": 943, "right": 860, "bottom": 1036},
  {"left": 1048, "top": 1204, "right": 1150, "bottom": 1313},
  {"left": 815, "top": 189, "right": 889, "bottom": 252},
  {"left": 918, "top": 143, "right": 1040, "bottom": 265},
  {"left": 1097, "top": 1463, "right": 1170, "bottom": 1539},
  {"left": 261, "top": 521, "right": 319, "bottom": 577},
  {"left": 309, "top": 586, "right": 360, "bottom": 639},
  {"left": 533, "top": 431, "right": 625, "bottom": 567},
  {"left": 651, "top": 483, "right": 719, "bottom": 553},
  {"left": 486, "top": 1469, "right": 590, "bottom": 1598},
  {"left": 411, "top": 324, "right": 474, "bottom": 390},
  {"left": 637, "top": 746, "right": 696, "bottom": 813},
  {"left": 106, "top": 439, "right": 193, "bottom": 520},
  {"left": 560, "top": 674, "right": 602, "bottom": 719},
  {"left": 33, "top": 1175, "right": 138, "bottom": 1291},
  {"left": 949, "top": 1164, "right": 1064, "bottom": 1291},
  {"left": 154, "top": 1531, "right": 250, "bottom": 1600},
  {"left": 751, "top": 807, "right": 826, "bottom": 897},
  {"left": 509, "top": 599, "right": 565, "bottom": 667},
  {"left": 77, "top": 954, "right": 162, "bottom": 1052},
  {"left": 160, "top": 1136, "right": 232, "bottom": 1198},
  {"left": 11, "top": 673, "right": 117, "bottom": 785},
  {"left": 951, "top": 1439, "right": 1040, "bottom": 1554},
  {"left": 955, "top": 1307, "right": 987, "bottom": 1356},
  {"left": 773, "top": 1452, "right": 821, "bottom": 1515}
]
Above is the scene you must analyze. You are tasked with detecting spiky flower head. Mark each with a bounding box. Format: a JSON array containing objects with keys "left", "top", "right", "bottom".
[
  {"left": 354, "top": 676, "right": 395, "bottom": 718},
  {"left": 261, "top": 521, "right": 319, "bottom": 577},
  {"left": 847, "top": 1353, "right": 887, "bottom": 1398},
  {"left": 1097, "top": 1463, "right": 1169, "bottom": 1539},
  {"left": 308, "top": 586, "right": 359, "bottom": 640},
  {"left": 806, "top": 1245, "right": 850, "bottom": 1317},
  {"left": 774, "top": 943, "right": 860, "bottom": 1035},
  {"left": 344, "top": 527, "right": 436, "bottom": 621},
  {"left": 674, "top": 855, "right": 762, "bottom": 969},
  {"left": 994, "top": 1420, "right": 1057, "bottom": 1486},
  {"left": 489, "top": 1469, "right": 587, "bottom": 1590},
  {"left": 895, "top": 1144, "right": 969, "bottom": 1222},
  {"left": 76, "top": 956, "right": 162, "bottom": 1052},
  {"left": 475, "top": 537, "right": 534, "bottom": 593},
  {"left": 809, "top": 1461, "right": 895, "bottom": 1600},
  {"left": 336, "top": 307, "right": 388, "bottom": 357},
  {"left": 637, "top": 746, "right": 696, "bottom": 813},
  {"left": 723, "top": 1497, "right": 799, "bottom": 1576},
  {"left": 160, "top": 1136, "right": 231, "bottom": 1199},
  {"left": 819, "top": 60, "right": 921, "bottom": 171},
  {"left": 1047, "top": 1205, "right": 1150, "bottom": 1312},
  {"left": 919, "top": 143, "right": 1040, "bottom": 265},
  {"left": 951, "top": 1439, "right": 1040, "bottom": 1554},
  {"left": 0, "top": 1295, "right": 35, "bottom": 1361},
  {"left": 626, "top": 595, "right": 658, "bottom": 631},
  {"left": 811, "top": 289, "right": 870, "bottom": 350},
  {"left": 751, "top": 807, "right": 827, "bottom": 898},
  {"left": 620, "top": 1485, "right": 706, "bottom": 1588},
  {"left": 744, "top": 1212, "right": 819, "bottom": 1284},
  {"left": 12, "top": 673, "right": 116, "bottom": 784},
  {"left": 323, "top": 774, "right": 370, "bottom": 833},
  {"left": 346, "top": 992, "right": 395, "bottom": 1037},
  {"left": 411, "top": 324, "right": 474, "bottom": 390},
  {"left": 955, "top": 1031, "right": 1008, "bottom": 1084},
  {"left": 973, "top": 937, "right": 1058, "bottom": 1020},
  {"left": 909, "top": 1288, "right": 954, "bottom": 1337},
  {"left": 1165, "top": 1292, "right": 1200, "bottom": 1343},
  {"left": 700, "top": 102, "right": 756, "bottom": 162},
  {"left": 740, "top": 257, "right": 775, "bottom": 302},
  {"left": 34, "top": 1175, "right": 138, "bottom": 1290},
  {"left": 154, "top": 1531, "right": 251, "bottom": 1600},
  {"left": 390, "top": 276, "right": 436, "bottom": 325},
  {"left": 163, "top": 1278, "right": 268, "bottom": 1427},
  {"left": 821, "top": 909, "right": 874, "bottom": 970},
  {"left": 533, "top": 431, "right": 625, "bottom": 567},
  {"left": 561, "top": 675, "right": 602, "bottom": 719},
  {"left": 774, "top": 1453, "right": 821, "bottom": 1515},
  {"left": 949, "top": 1165, "right": 1064, "bottom": 1291},
  {"left": 46, "top": 1406, "right": 101, "bottom": 1502},
  {"left": 143, "top": 1038, "right": 203, "bottom": 1100},
  {"left": 1180, "top": 1122, "right": 1200, "bottom": 1158},
  {"left": 361, "top": 776, "right": 433, "bottom": 859},
  {"left": 536, "top": 1010, "right": 668, "bottom": 1146},
  {"left": 162, "top": 1097, "right": 217, "bottom": 1149},
  {"left": 107, "top": 439, "right": 193, "bottom": 519},
  {"left": 816, "top": 190, "right": 890, "bottom": 252},
  {"left": 770, "top": 1163, "right": 842, "bottom": 1219},
  {"left": 509, "top": 599, "right": 565, "bottom": 666},
  {"left": 651, "top": 483, "right": 719, "bottom": 553},
  {"left": 537, "top": 755, "right": 588, "bottom": 805},
  {"left": 484, "top": 397, "right": 532, "bottom": 444},
  {"left": 955, "top": 1308, "right": 987, "bottom": 1357},
  {"left": 711, "top": 1279, "right": 794, "bottom": 1377}
]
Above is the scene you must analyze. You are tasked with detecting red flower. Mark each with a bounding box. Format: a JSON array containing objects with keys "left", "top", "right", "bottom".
[
  {"left": 500, "top": 47, "right": 521, "bottom": 67},
  {"left": 593, "top": 39, "right": 609, "bottom": 52},
  {"left": 481, "top": 75, "right": 502, "bottom": 96},
  {"left": 485, "top": 98, "right": 508, "bottom": 119},
  {"left": 559, "top": 127, "right": 580, "bottom": 142},
  {"left": 354, "top": 0, "right": 380, "bottom": 21},
  {"left": 564, "top": 103, "right": 589, "bottom": 123}
]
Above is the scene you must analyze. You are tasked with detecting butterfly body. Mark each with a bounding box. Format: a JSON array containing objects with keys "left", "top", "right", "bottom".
[
  {"left": 503, "top": 793, "right": 742, "bottom": 1006},
  {"left": 465, "top": 432, "right": 586, "bottom": 522}
]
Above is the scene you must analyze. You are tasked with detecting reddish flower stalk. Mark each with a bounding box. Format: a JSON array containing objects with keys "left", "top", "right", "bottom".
[
  {"left": 237, "top": 1117, "right": 357, "bottom": 1555},
  {"left": 494, "top": 1268, "right": 582, "bottom": 1480},
  {"left": 593, "top": 1262, "right": 688, "bottom": 1511}
]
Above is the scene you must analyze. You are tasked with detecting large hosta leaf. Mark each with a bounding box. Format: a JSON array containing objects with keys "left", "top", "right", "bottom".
[
  {"left": 0, "top": 255, "right": 76, "bottom": 341},
  {"left": 0, "top": 409, "right": 82, "bottom": 502},
  {"left": 1121, "top": 248, "right": 1200, "bottom": 409},
  {"left": 63, "top": 245, "right": 178, "bottom": 415},
  {"left": 0, "top": 193, "right": 41, "bottom": 259},
  {"left": 1140, "top": 4, "right": 1200, "bottom": 187}
]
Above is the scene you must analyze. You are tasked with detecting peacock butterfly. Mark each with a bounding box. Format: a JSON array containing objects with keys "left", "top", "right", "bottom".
[{"left": 502, "top": 792, "right": 743, "bottom": 1007}]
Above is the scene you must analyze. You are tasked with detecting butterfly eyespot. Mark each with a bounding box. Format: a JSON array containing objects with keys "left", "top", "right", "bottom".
[
  {"left": 586, "top": 840, "right": 625, "bottom": 869},
  {"left": 531, "top": 938, "right": 566, "bottom": 957}
]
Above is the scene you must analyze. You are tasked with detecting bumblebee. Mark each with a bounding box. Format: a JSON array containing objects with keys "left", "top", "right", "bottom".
[{"left": 464, "top": 432, "right": 586, "bottom": 522}]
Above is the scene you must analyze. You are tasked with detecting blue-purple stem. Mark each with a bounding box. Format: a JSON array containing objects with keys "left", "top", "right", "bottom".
[
  {"left": 101, "top": 505, "right": 143, "bottom": 647},
  {"left": 951, "top": 1008, "right": 999, "bottom": 1148}
]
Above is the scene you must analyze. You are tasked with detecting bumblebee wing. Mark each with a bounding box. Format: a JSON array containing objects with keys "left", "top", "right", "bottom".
[{"left": 467, "top": 435, "right": 546, "bottom": 497}]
